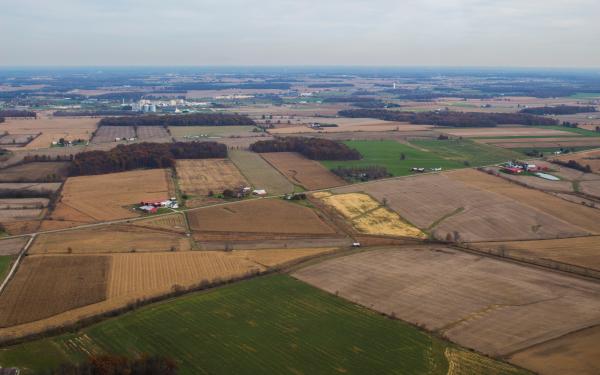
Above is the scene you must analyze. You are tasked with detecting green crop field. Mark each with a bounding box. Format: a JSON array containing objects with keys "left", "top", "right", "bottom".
[
  {"left": 321, "top": 140, "right": 465, "bottom": 176},
  {"left": 410, "top": 139, "right": 523, "bottom": 166},
  {"left": 0, "top": 256, "right": 12, "bottom": 282},
  {"left": 0, "top": 275, "right": 527, "bottom": 374},
  {"left": 534, "top": 126, "right": 600, "bottom": 137}
]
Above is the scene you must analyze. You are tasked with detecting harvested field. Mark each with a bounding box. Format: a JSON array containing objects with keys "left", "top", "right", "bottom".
[
  {"left": 0, "top": 133, "right": 38, "bottom": 147},
  {"left": 335, "top": 173, "right": 588, "bottom": 242},
  {"left": 135, "top": 126, "right": 170, "bottom": 141},
  {"left": 231, "top": 247, "right": 338, "bottom": 267},
  {"left": 0, "top": 198, "right": 48, "bottom": 209},
  {"left": 176, "top": 159, "right": 248, "bottom": 198},
  {"left": 0, "top": 208, "right": 44, "bottom": 222},
  {"left": 55, "top": 169, "right": 173, "bottom": 222},
  {"left": 1, "top": 220, "right": 41, "bottom": 235},
  {"left": 471, "top": 236, "right": 600, "bottom": 272},
  {"left": 580, "top": 180, "right": 600, "bottom": 197},
  {"left": 229, "top": 150, "right": 294, "bottom": 195},
  {"left": 261, "top": 152, "right": 346, "bottom": 190},
  {"left": 0, "top": 116, "right": 97, "bottom": 149},
  {"left": 440, "top": 127, "right": 574, "bottom": 138},
  {"left": 188, "top": 199, "right": 337, "bottom": 235},
  {"left": 0, "top": 162, "right": 70, "bottom": 182},
  {"left": 29, "top": 225, "right": 191, "bottom": 254},
  {"left": 107, "top": 251, "right": 263, "bottom": 299},
  {"left": 293, "top": 246, "right": 600, "bottom": 357},
  {"left": 0, "top": 182, "right": 61, "bottom": 192},
  {"left": 0, "top": 237, "right": 28, "bottom": 256},
  {"left": 0, "top": 255, "right": 108, "bottom": 327},
  {"left": 169, "top": 125, "right": 259, "bottom": 138},
  {"left": 510, "top": 325, "right": 600, "bottom": 375},
  {"left": 91, "top": 126, "right": 135, "bottom": 143},
  {"left": 317, "top": 192, "right": 424, "bottom": 238},
  {"left": 557, "top": 149, "right": 600, "bottom": 174},
  {"left": 269, "top": 117, "right": 429, "bottom": 134},
  {"left": 132, "top": 213, "right": 187, "bottom": 233},
  {"left": 449, "top": 169, "right": 600, "bottom": 234}
]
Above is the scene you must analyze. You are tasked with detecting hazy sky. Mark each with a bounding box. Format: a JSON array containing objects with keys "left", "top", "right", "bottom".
[{"left": 1, "top": 0, "right": 598, "bottom": 67}]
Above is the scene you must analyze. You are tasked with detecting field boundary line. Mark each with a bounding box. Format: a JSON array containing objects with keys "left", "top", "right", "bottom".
[{"left": 0, "top": 234, "right": 35, "bottom": 295}]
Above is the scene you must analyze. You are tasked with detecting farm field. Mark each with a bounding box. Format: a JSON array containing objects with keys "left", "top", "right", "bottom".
[
  {"left": 409, "top": 139, "right": 523, "bottom": 166},
  {"left": 136, "top": 126, "right": 171, "bottom": 141},
  {"left": 0, "top": 255, "right": 109, "bottom": 327},
  {"left": 471, "top": 236, "right": 600, "bottom": 272},
  {"left": 321, "top": 140, "right": 462, "bottom": 176},
  {"left": 0, "top": 255, "right": 12, "bottom": 282},
  {"left": 293, "top": 246, "right": 600, "bottom": 360},
  {"left": 29, "top": 224, "right": 192, "bottom": 254},
  {"left": 438, "top": 127, "right": 575, "bottom": 138},
  {"left": 556, "top": 148, "right": 600, "bottom": 173},
  {"left": 449, "top": 169, "right": 600, "bottom": 234},
  {"left": 482, "top": 167, "right": 575, "bottom": 193},
  {"left": 0, "top": 237, "right": 28, "bottom": 256},
  {"left": 132, "top": 212, "right": 188, "bottom": 233},
  {"left": 269, "top": 116, "right": 430, "bottom": 134},
  {"left": 231, "top": 247, "right": 337, "bottom": 267},
  {"left": 176, "top": 159, "right": 248, "bottom": 198},
  {"left": 229, "top": 150, "right": 294, "bottom": 195},
  {"left": 0, "top": 133, "right": 38, "bottom": 147},
  {"left": 315, "top": 192, "right": 424, "bottom": 238},
  {"left": 169, "top": 125, "right": 260, "bottom": 138},
  {"left": 485, "top": 139, "right": 600, "bottom": 149},
  {"left": 334, "top": 172, "right": 589, "bottom": 241},
  {"left": 0, "top": 162, "right": 70, "bottom": 182},
  {"left": 0, "top": 116, "right": 97, "bottom": 149},
  {"left": 91, "top": 126, "right": 135, "bottom": 143},
  {"left": 0, "top": 275, "right": 527, "bottom": 375},
  {"left": 53, "top": 169, "right": 173, "bottom": 222},
  {"left": 0, "top": 182, "right": 61, "bottom": 192},
  {"left": 187, "top": 199, "right": 337, "bottom": 236},
  {"left": 261, "top": 152, "right": 346, "bottom": 190},
  {"left": 509, "top": 325, "right": 600, "bottom": 375}
]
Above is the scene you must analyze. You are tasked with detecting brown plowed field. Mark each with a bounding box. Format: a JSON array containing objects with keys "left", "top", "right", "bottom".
[
  {"left": 29, "top": 225, "right": 191, "bottom": 254},
  {"left": 509, "top": 325, "right": 600, "bottom": 375},
  {"left": 91, "top": 126, "right": 135, "bottom": 143},
  {"left": 335, "top": 173, "right": 588, "bottom": 242},
  {"left": 0, "top": 162, "right": 70, "bottom": 182},
  {"left": 0, "top": 255, "right": 109, "bottom": 327},
  {"left": 472, "top": 236, "right": 600, "bottom": 272},
  {"left": 293, "top": 246, "right": 600, "bottom": 357},
  {"left": 136, "top": 126, "right": 170, "bottom": 141},
  {"left": 187, "top": 199, "right": 337, "bottom": 235},
  {"left": 556, "top": 149, "right": 600, "bottom": 174},
  {"left": 176, "top": 159, "right": 248, "bottom": 197},
  {"left": 260, "top": 152, "right": 346, "bottom": 190},
  {"left": 580, "top": 180, "right": 600, "bottom": 198},
  {"left": 0, "top": 237, "right": 28, "bottom": 256},
  {"left": 449, "top": 169, "right": 600, "bottom": 234},
  {"left": 55, "top": 169, "right": 173, "bottom": 222}
]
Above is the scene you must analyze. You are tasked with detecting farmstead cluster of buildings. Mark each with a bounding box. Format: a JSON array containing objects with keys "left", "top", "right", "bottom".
[{"left": 138, "top": 197, "right": 179, "bottom": 213}]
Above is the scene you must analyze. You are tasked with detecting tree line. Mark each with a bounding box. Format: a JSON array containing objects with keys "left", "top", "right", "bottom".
[
  {"left": 250, "top": 137, "right": 361, "bottom": 160},
  {"left": 0, "top": 109, "right": 37, "bottom": 118},
  {"left": 99, "top": 113, "right": 255, "bottom": 127},
  {"left": 551, "top": 159, "right": 592, "bottom": 173},
  {"left": 338, "top": 109, "right": 558, "bottom": 127},
  {"left": 331, "top": 166, "right": 391, "bottom": 181},
  {"left": 520, "top": 105, "right": 597, "bottom": 115},
  {"left": 69, "top": 141, "right": 227, "bottom": 176}
]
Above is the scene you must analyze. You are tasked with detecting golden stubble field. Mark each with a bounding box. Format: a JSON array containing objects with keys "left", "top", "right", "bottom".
[
  {"left": 293, "top": 246, "right": 600, "bottom": 359},
  {"left": 176, "top": 159, "right": 248, "bottom": 198}
]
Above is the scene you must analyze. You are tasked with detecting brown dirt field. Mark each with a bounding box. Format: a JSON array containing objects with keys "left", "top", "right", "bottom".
[
  {"left": 261, "top": 152, "right": 346, "bottom": 190},
  {"left": 1, "top": 220, "right": 42, "bottom": 235},
  {"left": 91, "top": 126, "right": 135, "bottom": 143},
  {"left": 471, "top": 236, "right": 600, "bottom": 272},
  {"left": 0, "top": 162, "right": 70, "bottom": 182},
  {"left": 557, "top": 149, "right": 600, "bottom": 174},
  {"left": 29, "top": 225, "right": 191, "bottom": 254},
  {"left": 509, "top": 325, "right": 600, "bottom": 375},
  {"left": 132, "top": 213, "right": 187, "bottom": 233},
  {"left": 293, "top": 246, "right": 600, "bottom": 357},
  {"left": 0, "top": 255, "right": 108, "bottom": 327},
  {"left": 334, "top": 173, "right": 588, "bottom": 242},
  {"left": 0, "top": 208, "right": 44, "bottom": 222},
  {"left": 448, "top": 169, "right": 600, "bottom": 234},
  {"left": 440, "top": 127, "right": 574, "bottom": 138},
  {"left": 136, "top": 126, "right": 170, "bottom": 141},
  {"left": 580, "top": 180, "right": 600, "bottom": 198},
  {"left": 0, "top": 116, "right": 97, "bottom": 149},
  {"left": 231, "top": 248, "right": 338, "bottom": 267},
  {"left": 187, "top": 199, "right": 337, "bottom": 235},
  {"left": 176, "top": 159, "right": 248, "bottom": 197},
  {"left": 56, "top": 169, "right": 173, "bottom": 222},
  {"left": 0, "top": 237, "right": 28, "bottom": 256}
]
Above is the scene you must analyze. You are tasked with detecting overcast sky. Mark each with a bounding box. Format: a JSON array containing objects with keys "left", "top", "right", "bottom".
[{"left": 1, "top": 0, "right": 598, "bottom": 68}]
